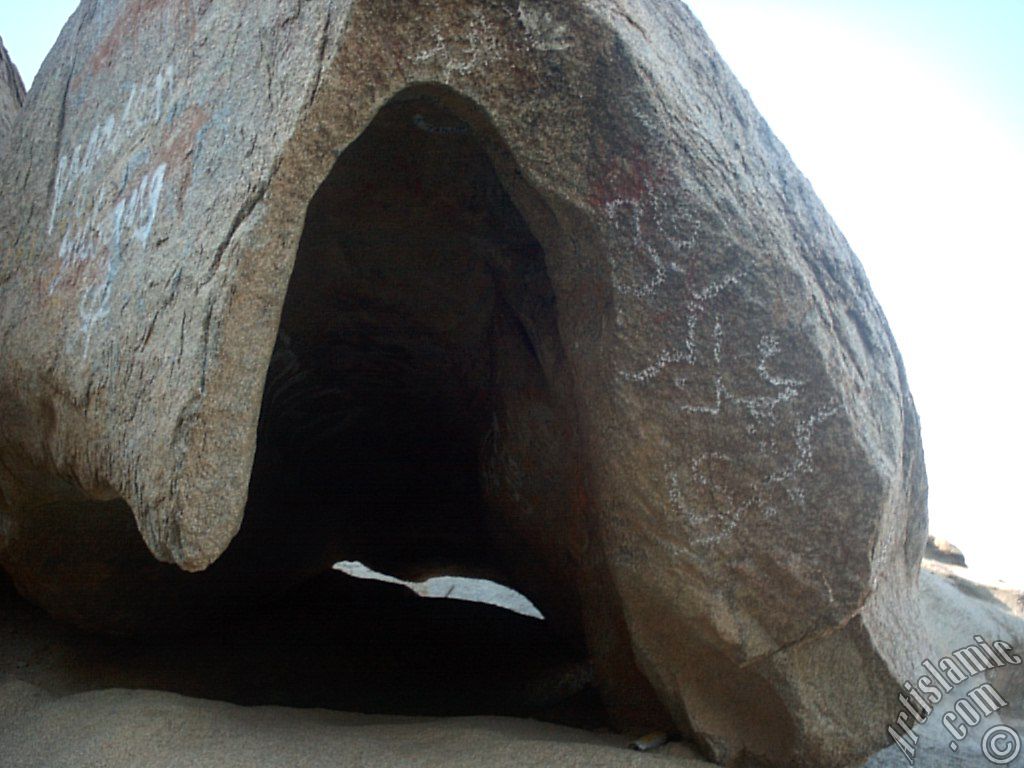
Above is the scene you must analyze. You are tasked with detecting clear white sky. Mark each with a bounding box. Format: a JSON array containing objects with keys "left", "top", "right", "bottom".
[{"left": 1, "top": 2, "right": 1021, "bottom": 583}]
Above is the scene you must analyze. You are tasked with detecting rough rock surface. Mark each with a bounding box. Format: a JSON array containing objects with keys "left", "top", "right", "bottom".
[
  {"left": 0, "top": 1, "right": 927, "bottom": 766},
  {"left": 0, "top": 35, "right": 26, "bottom": 144}
]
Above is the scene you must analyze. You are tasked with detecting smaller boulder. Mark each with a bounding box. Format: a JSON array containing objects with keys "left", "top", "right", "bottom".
[
  {"left": 926, "top": 535, "right": 967, "bottom": 567},
  {"left": 866, "top": 561, "right": 1024, "bottom": 767}
]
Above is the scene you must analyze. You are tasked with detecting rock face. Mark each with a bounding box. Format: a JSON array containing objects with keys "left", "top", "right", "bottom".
[
  {"left": 0, "top": 2, "right": 928, "bottom": 766},
  {"left": 0, "top": 35, "right": 26, "bottom": 144}
]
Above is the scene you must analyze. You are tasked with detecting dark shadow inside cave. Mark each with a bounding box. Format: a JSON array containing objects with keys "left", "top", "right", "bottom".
[
  {"left": 244, "top": 85, "right": 561, "bottom": 590},
  {"left": 0, "top": 563, "right": 605, "bottom": 726},
  {"left": 215, "top": 86, "right": 592, "bottom": 718}
]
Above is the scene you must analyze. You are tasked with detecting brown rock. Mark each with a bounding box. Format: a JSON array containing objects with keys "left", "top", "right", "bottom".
[
  {"left": 0, "top": 35, "right": 26, "bottom": 144},
  {"left": 0, "top": 2, "right": 928, "bottom": 766}
]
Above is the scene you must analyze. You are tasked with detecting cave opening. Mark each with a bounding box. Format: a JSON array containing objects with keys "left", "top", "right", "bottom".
[
  {"left": 248, "top": 85, "right": 556, "bottom": 589},
  {"left": 227, "top": 85, "right": 595, "bottom": 720}
]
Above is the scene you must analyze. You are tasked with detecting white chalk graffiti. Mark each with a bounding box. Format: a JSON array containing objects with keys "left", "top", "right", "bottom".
[
  {"left": 47, "top": 64, "right": 175, "bottom": 355},
  {"left": 60, "top": 165, "right": 167, "bottom": 356},
  {"left": 668, "top": 458, "right": 740, "bottom": 544},
  {"left": 49, "top": 64, "right": 174, "bottom": 237},
  {"left": 413, "top": 18, "right": 501, "bottom": 78},
  {"left": 602, "top": 176, "right": 704, "bottom": 303},
  {"left": 52, "top": 164, "right": 166, "bottom": 292},
  {"left": 665, "top": 399, "right": 839, "bottom": 549},
  {"left": 517, "top": 1, "right": 575, "bottom": 51},
  {"left": 619, "top": 267, "right": 745, "bottom": 416},
  {"left": 607, "top": 185, "right": 843, "bottom": 545},
  {"left": 621, "top": 266, "right": 839, "bottom": 544}
]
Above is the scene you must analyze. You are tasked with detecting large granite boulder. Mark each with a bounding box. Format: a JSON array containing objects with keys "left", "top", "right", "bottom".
[
  {"left": 0, "top": 35, "right": 25, "bottom": 144},
  {"left": 0, "top": 1, "right": 928, "bottom": 765}
]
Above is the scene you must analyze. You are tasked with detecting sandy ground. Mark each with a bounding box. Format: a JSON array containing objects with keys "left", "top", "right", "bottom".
[
  {"left": 0, "top": 566, "right": 710, "bottom": 767},
  {"left": 1, "top": 555, "right": 1021, "bottom": 767},
  {"left": 0, "top": 680, "right": 713, "bottom": 768}
]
